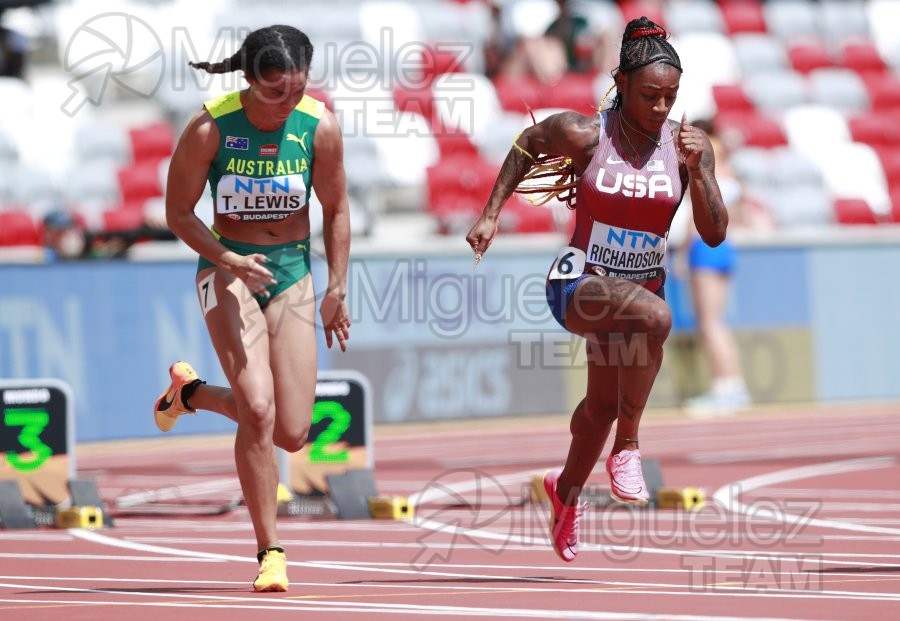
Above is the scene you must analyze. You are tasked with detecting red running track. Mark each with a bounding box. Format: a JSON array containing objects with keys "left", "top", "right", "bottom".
[{"left": 2, "top": 404, "right": 900, "bottom": 620}]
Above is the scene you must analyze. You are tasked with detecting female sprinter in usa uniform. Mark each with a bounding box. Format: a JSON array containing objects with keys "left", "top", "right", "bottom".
[
  {"left": 152, "top": 25, "right": 351, "bottom": 590},
  {"left": 466, "top": 17, "right": 727, "bottom": 562}
]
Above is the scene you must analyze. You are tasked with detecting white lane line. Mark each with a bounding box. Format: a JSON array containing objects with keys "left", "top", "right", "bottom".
[
  {"left": 115, "top": 478, "right": 241, "bottom": 508},
  {"left": 0, "top": 596, "right": 834, "bottom": 620},
  {"left": 713, "top": 456, "right": 900, "bottom": 536}
]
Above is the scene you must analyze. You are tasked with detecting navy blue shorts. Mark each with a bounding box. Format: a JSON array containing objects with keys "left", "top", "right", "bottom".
[
  {"left": 689, "top": 236, "right": 735, "bottom": 274},
  {"left": 546, "top": 275, "right": 665, "bottom": 330}
]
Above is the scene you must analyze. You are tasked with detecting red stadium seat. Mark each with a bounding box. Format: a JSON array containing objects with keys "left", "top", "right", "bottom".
[
  {"left": 129, "top": 121, "right": 175, "bottom": 163},
  {"left": 393, "top": 85, "right": 435, "bottom": 124},
  {"left": 618, "top": 1, "right": 665, "bottom": 27},
  {"left": 543, "top": 72, "right": 597, "bottom": 115},
  {"left": 787, "top": 42, "right": 833, "bottom": 74},
  {"left": 848, "top": 114, "right": 900, "bottom": 147},
  {"left": 420, "top": 45, "right": 465, "bottom": 82},
  {"left": 891, "top": 189, "right": 900, "bottom": 223},
  {"left": 102, "top": 207, "right": 145, "bottom": 232},
  {"left": 720, "top": 0, "right": 767, "bottom": 35},
  {"left": 503, "top": 195, "right": 556, "bottom": 233},
  {"left": 874, "top": 146, "right": 900, "bottom": 188},
  {"left": 0, "top": 211, "right": 40, "bottom": 246},
  {"left": 493, "top": 75, "right": 545, "bottom": 115},
  {"left": 712, "top": 84, "right": 756, "bottom": 114},
  {"left": 840, "top": 43, "right": 888, "bottom": 77},
  {"left": 834, "top": 198, "right": 879, "bottom": 225},
  {"left": 862, "top": 74, "right": 900, "bottom": 112},
  {"left": 426, "top": 154, "right": 499, "bottom": 232},
  {"left": 433, "top": 129, "right": 479, "bottom": 158},
  {"left": 117, "top": 161, "right": 164, "bottom": 204},
  {"left": 715, "top": 112, "right": 787, "bottom": 148}
]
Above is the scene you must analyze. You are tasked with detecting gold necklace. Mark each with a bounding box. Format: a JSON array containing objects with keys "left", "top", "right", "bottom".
[
  {"left": 619, "top": 112, "right": 674, "bottom": 149},
  {"left": 617, "top": 116, "right": 650, "bottom": 163}
]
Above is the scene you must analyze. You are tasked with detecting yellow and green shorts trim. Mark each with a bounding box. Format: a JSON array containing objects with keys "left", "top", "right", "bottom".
[{"left": 198, "top": 230, "right": 311, "bottom": 308}]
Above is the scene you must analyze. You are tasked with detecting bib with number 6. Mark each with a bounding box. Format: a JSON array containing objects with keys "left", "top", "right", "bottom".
[{"left": 549, "top": 246, "right": 586, "bottom": 280}]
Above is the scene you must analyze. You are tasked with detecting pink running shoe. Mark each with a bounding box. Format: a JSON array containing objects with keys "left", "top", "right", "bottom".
[
  {"left": 542, "top": 469, "right": 584, "bottom": 562},
  {"left": 606, "top": 449, "right": 650, "bottom": 506}
]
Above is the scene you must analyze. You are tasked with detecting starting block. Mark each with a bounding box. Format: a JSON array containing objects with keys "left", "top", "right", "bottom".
[
  {"left": 368, "top": 496, "right": 413, "bottom": 520},
  {"left": 656, "top": 487, "right": 706, "bottom": 510},
  {"left": 0, "top": 480, "right": 35, "bottom": 529},
  {"left": 527, "top": 459, "right": 703, "bottom": 510},
  {"left": 56, "top": 506, "right": 103, "bottom": 529}
]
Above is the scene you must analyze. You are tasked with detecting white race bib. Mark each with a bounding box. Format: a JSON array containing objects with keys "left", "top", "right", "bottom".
[
  {"left": 585, "top": 221, "right": 666, "bottom": 275},
  {"left": 548, "top": 246, "right": 586, "bottom": 280}
]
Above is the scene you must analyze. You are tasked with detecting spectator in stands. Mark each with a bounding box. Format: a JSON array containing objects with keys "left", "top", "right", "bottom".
[
  {"left": 0, "top": 10, "right": 28, "bottom": 79},
  {"left": 486, "top": 0, "right": 615, "bottom": 84},
  {"left": 41, "top": 209, "right": 174, "bottom": 261},
  {"left": 467, "top": 17, "right": 729, "bottom": 562},
  {"left": 152, "top": 25, "right": 350, "bottom": 593},
  {"left": 677, "top": 119, "right": 774, "bottom": 416}
]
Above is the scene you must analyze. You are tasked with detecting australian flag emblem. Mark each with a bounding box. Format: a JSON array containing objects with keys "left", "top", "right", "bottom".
[{"left": 225, "top": 135, "right": 249, "bottom": 150}]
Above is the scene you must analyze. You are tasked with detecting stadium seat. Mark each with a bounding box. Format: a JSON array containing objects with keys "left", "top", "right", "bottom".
[
  {"left": 769, "top": 147, "right": 825, "bottom": 188},
  {"left": 663, "top": 0, "right": 725, "bottom": 36},
  {"left": 671, "top": 32, "right": 741, "bottom": 121},
  {"left": 431, "top": 73, "right": 501, "bottom": 144},
  {"left": 493, "top": 75, "right": 545, "bottom": 115},
  {"left": 508, "top": 0, "right": 560, "bottom": 37},
  {"left": 862, "top": 74, "right": 900, "bottom": 112},
  {"left": 543, "top": 73, "right": 597, "bottom": 115},
  {"left": 833, "top": 198, "right": 880, "bottom": 225},
  {"left": 783, "top": 105, "right": 850, "bottom": 157},
  {"left": 394, "top": 85, "right": 436, "bottom": 123},
  {"left": 809, "top": 142, "right": 890, "bottom": 216},
  {"left": 102, "top": 207, "right": 146, "bottom": 233},
  {"left": 767, "top": 186, "right": 833, "bottom": 228},
  {"left": 729, "top": 146, "right": 773, "bottom": 188},
  {"left": 433, "top": 130, "right": 479, "bottom": 158},
  {"left": 732, "top": 33, "right": 789, "bottom": 76},
  {"left": 787, "top": 42, "right": 833, "bottom": 74},
  {"left": 848, "top": 113, "right": 900, "bottom": 147},
  {"left": 129, "top": 121, "right": 175, "bottom": 164},
  {"left": 426, "top": 153, "right": 498, "bottom": 232},
  {"left": 743, "top": 69, "right": 807, "bottom": 113},
  {"left": 502, "top": 194, "right": 556, "bottom": 234},
  {"left": 807, "top": 68, "right": 870, "bottom": 116},
  {"left": 117, "top": 161, "right": 164, "bottom": 205},
  {"left": 712, "top": 84, "right": 755, "bottom": 114},
  {"left": 820, "top": 0, "right": 871, "bottom": 43},
  {"left": 716, "top": 111, "right": 787, "bottom": 148},
  {"left": 720, "top": 0, "right": 767, "bottom": 35},
  {"left": 372, "top": 111, "right": 439, "bottom": 187},
  {"left": 874, "top": 146, "right": 900, "bottom": 188},
  {"left": 764, "top": 0, "right": 820, "bottom": 42},
  {"left": 891, "top": 188, "right": 900, "bottom": 223},
  {"left": 867, "top": 0, "right": 900, "bottom": 71},
  {"left": 474, "top": 111, "right": 531, "bottom": 165},
  {"left": 618, "top": 0, "right": 665, "bottom": 28},
  {"left": 0, "top": 211, "right": 40, "bottom": 246},
  {"left": 73, "top": 122, "right": 130, "bottom": 165},
  {"left": 419, "top": 45, "right": 465, "bottom": 83},
  {"left": 839, "top": 42, "right": 888, "bottom": 78}
]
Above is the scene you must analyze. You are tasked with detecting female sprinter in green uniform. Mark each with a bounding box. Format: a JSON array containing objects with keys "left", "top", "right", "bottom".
[{"left": 153, "top": 25, "right": 351, "bottom": 591}]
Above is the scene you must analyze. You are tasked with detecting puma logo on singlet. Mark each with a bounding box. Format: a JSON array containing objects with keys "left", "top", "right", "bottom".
[{"left": 286, "top": 132, "right": 309, "bottom": 153}]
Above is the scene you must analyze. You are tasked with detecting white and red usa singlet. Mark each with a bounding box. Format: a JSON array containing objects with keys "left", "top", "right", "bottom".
[{"left": 564, "top": 110, "right": 685, "bottom": 293}]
